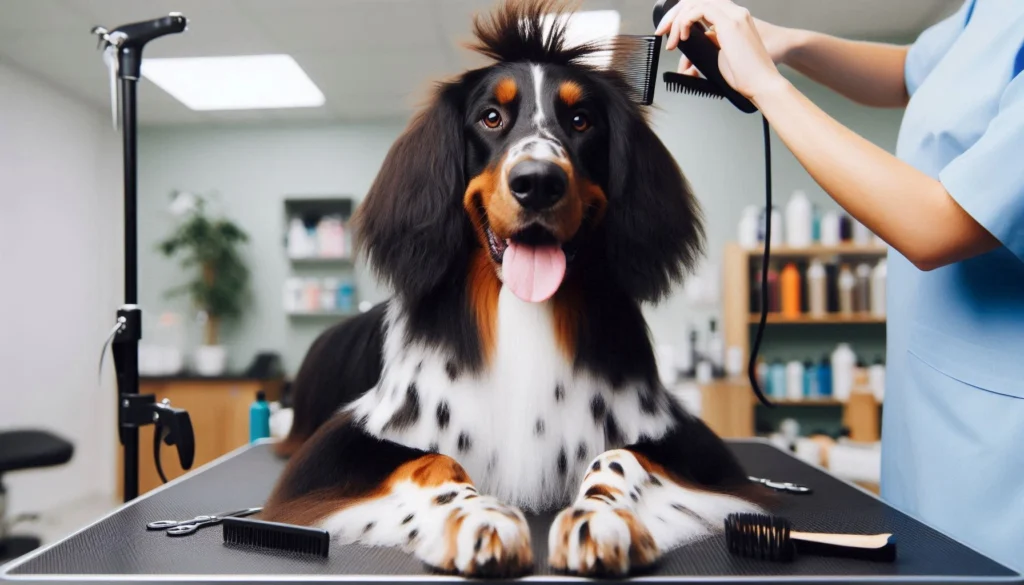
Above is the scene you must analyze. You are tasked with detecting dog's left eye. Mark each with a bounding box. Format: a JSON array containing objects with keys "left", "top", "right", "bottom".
[
  {"left": 482, "top": 108, "right": 503, "bottom": 129},
  {"left": 571, "top": 112, "right": 590, "bottom": 132}
]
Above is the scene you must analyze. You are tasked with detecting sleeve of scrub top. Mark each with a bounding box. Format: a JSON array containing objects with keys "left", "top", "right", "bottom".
[
  {"left": 938, "top": 72, "right": 1024, "bottom": 263},
  {"left": 905, "top": 1, "right": 972, "bottom": 95}
]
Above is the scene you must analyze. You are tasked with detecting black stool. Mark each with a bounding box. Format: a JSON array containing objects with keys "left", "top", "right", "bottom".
[{"left": 0, "top": 430, "right": 74, "bottom": 562}]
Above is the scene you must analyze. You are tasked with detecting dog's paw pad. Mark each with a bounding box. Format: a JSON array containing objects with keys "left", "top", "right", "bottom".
[
  {"left": 422, "top": 497, "right": 533, "bottom": 577},
  {"left": 548, "top": 505, "right": 658, "bottom": 576}
]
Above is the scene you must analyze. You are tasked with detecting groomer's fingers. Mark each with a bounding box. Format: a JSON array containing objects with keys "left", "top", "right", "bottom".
[
  {"left": 677, "top": 55, "right": 693, "bottom": 74},
  {"left": 654, "top": 2, "right": 682, "bottom": 35}
]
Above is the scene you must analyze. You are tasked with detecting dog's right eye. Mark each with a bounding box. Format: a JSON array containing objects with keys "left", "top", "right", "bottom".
[{"left": 481, "top": 109, "right": 503, "bottom": 129}]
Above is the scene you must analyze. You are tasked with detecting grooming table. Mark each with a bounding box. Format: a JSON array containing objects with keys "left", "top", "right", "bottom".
[{"left": 2, "top": 440, "right": 1019, "bottom": 584}]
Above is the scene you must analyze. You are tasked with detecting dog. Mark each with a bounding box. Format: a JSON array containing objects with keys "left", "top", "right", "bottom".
[{"left": 262, "top": 0, "right": 770, "bottom": 577}]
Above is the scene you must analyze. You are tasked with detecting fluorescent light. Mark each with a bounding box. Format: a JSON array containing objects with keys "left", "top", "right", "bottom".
[{"left": 141, "top": 54, "right": 325, "bottom": 111}]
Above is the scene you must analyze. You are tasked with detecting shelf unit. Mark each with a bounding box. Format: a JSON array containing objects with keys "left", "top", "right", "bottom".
[
  {"left": 283, "top": 196, "right": 359, "bottom": 322},
  {"left": 700, "top": 242, "right": 887, "bottom": 440}
]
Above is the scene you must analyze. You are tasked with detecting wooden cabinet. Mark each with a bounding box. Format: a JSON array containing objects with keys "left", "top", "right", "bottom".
[{"left": 116, "top": 377, "right": 282, "bottom": 498}]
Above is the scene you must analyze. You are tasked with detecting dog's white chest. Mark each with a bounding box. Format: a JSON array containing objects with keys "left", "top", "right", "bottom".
[{"left": 347, "top": 291, "right": 672, "bottom": 512}]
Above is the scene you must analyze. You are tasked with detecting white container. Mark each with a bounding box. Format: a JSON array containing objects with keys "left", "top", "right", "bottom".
[
  {"left": 869, "top": 360, "right": 886, "bottom": 402},
  {"left": 871, "top": 260, "right": 887, "bottom": 317},
  {"left": 784, "top": 191, "right": 812, "bottom": 248},
  {"left": 786, "top": 360, "right": 805, "bottom": 401},
  {"left": 738, "top": 205, "right": 760, "bottom": 249},
  {"left": 695, "top": 360, "right": 713, "bottom": 384},
  {"left": 194, "top": 345, "right": 227, "bottom": 376},
  {"left": 807, "top": 259, "right": 827, "bottom": 317},
  {"left": 321, "top": 278, "right": 339, "bottom": 311},
  {"left": 838, "top": 265, "right": 856, "bottom": 315},
  {"left": 726, "top": 346, "right": 744, "bottom": 377},
  {"left": 820, "top": 211, "right": 841, "bottom": 246},
  {"left": 831, "top": 343, "right": 857, "bottom": 401},
  {"left": 769, "top": 206, "right": 783, "bottom": 245},
  {"left": 287, "top": 218, "right": 312, "bottom": 258},
  {"left": 852, "top": 219, "right": 872, "bottom": 246}
]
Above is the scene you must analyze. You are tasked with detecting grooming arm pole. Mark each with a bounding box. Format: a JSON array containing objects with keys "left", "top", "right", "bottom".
[{"left": 94, "top": 13, "right": 190, "bottom": 502}]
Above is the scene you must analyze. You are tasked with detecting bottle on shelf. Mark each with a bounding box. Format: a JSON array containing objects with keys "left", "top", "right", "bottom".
[
  {"left": 803, "top": 360, "right": 819, "bottom": 398},
  {"left": 780, "top": 263, "right": 801, "bottom": 318},
  {"left": 838, "top": 213, "right": 852, "bottom": 241},
  {"left": 838, "top": 264, "right": 855, "bottom": 315},
  {"left": 869, "top": 357, "right": 886, "bottom": 402},
  {"left": 249, "top": 391, "right": 271, "bottom": 443},
  {"left": 287, "top": 217, "right": 313, "bottom": 259},
  {"left": 826, "top": 262, "right": 839, "bottom": 312},
  {"left": 321, "top": 278, "right": 339, "bottom": 311},
  {"left": 807, "top": 259, "right": 827, "bottom": 317},
  {"left": 786, "top": 360, "right": 804, "bottom": 400},
  {"left": 707, "top": 318, "right": 725, "bottom": 377},
  {"left": 769, "top": 360, "right": 787, "bottom": 399},
  {"left": 676, "top": 323, "right": 694, "bottom": 378},
  {"left": 871, "top": 260, "right": 887, "bottom": 318},
  {"left": 337, "top": 281, "right": 356, "bottom": 313},
  {"left": 831, "top": 342, "right": 857, "bottom": 401},
  {"left": 811, "top": 206, "right": 822, "bottom": 243},
  {"left": 854, "top": 263, "right": 872, "bottom": 314},
  {"left": 766, "top": 264, "right": 780, "bottom": 312},
  {"left": 853, "top": 219, "right": 872, "bottom": 246},
  {"left": 820, "top": 211, "right": 840, "bottom": 246},
  {"left": 818, "top": 355, "right": 833, "bottom": 397},
  {"left": 759, "top": 206, "right": 783, "bottom": 245},
  {"left": 785, "top": 191, "right": 812, "bottom": 248},
  {"left": 738, "top": 205, "right": 760, "bottom": 249}
]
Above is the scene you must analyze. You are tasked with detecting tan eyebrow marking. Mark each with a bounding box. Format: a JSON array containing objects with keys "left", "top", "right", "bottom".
[
  {"left": 495, "top": 78, "right": 518, "bottom": 104},
  {"left": 558, "top": 81, "right": 583, "bottom": 106}
]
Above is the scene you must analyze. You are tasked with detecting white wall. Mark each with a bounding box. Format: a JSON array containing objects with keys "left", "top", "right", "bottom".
[
  {"left": 0, "top": 60, "right": 121, "bottom": 513},
  {"left": 135, "top": 71, "right": 904, "bottom": 374}
]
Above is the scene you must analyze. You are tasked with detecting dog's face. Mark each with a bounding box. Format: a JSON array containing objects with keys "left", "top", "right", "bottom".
[
  {"left": 463, "top": 63, "right": 609, "bottom": 302},
  {"left": 355, "top": 0, "right": 704, "bottom": 308}
]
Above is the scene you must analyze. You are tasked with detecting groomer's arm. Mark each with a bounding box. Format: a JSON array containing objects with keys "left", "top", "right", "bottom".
[
  {"left": 657, "top": 0, "right": 999, "bottom": 271},
  {"left": 658, "top": 6, "right": 910, "bottom": 108}
]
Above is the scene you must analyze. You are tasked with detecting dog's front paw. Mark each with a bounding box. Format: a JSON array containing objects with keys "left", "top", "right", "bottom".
[
  {"left": 416, "top": 495, "right": 533, "bottom": 577},
  {"left": 548, "top": 504, "right": 659, "bottom": 576}
]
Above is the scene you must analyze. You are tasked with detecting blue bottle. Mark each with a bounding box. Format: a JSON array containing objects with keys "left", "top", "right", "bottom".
[
  {"left": 803, "top": 360, "right": 818, "bottom": 398},
  {"left": 249, "top": 390, "right": 271, "bottom": 443},
  {"left": 812, "top": 207, "right": 821, "bottom": 243},
  {"left": 769, "top": 361, "right": 787, "bottom": 399},
  {"left": 817, "top": 356, "right": 833, "bottom": 397}
]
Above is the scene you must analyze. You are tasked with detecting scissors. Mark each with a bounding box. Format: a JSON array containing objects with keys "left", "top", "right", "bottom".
[
  {"left": 748, "top": 476, "right": 813, "bottom": 494},
  {"left": 147, "top": 507, "right": 262, "bottom": 536}
]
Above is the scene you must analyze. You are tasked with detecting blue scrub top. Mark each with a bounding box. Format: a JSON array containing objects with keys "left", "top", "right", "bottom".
[{"left": 882, "top": 0, "right": 1024, "bottom": 572}]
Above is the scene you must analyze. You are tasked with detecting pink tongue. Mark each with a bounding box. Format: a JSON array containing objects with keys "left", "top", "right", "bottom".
[{"left": 502, "top": 242, "right": 567, "bottom": 303}]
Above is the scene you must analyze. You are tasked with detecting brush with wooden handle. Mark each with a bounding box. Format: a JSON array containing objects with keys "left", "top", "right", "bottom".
[{"left": 725, "top": 513, "right": 897, "bottom": 563}]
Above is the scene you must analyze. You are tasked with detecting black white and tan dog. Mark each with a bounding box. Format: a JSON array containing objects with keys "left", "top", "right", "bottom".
[{"left": 263, "top": 0, "right": 770, "bottom": 576}]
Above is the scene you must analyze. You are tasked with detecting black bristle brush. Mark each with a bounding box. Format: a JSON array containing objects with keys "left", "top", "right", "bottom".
[
  {"left": 222, "top": 517, "right": 330, "bottom": 558},
  {"left": 725, "top": 513, "right": 897, "bottom": 563}
]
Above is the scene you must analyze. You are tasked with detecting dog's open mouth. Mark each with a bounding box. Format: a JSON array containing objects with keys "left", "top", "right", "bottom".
[{"left": 483, "top": 219, "right": 578, "bottom": 304}]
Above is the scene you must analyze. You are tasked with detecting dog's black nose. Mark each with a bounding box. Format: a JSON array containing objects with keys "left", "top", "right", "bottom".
[{"left": 508, "top": 160, "right": 568, "bottom": 211}]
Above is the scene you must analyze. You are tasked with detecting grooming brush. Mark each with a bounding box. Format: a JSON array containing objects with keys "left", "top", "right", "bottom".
[
  {"left": 611, "top": 35, "right": 662, "bottom": 106},
  {"left": 653, "top": 0, "right": 758, "bottom": 113},
  {"left": 725, "top": 513, "right": 897, "bottom": 563},
  {"left": 222, "top": 517, "right": 330, "bottom": 558}
]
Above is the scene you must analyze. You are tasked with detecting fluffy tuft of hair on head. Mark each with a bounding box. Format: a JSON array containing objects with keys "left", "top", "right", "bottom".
[{"left": 467, "top": 0, "right": 610, "bottom": 68}]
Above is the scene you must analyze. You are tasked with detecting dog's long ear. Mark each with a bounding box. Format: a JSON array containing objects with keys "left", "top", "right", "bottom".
[
  {"left": 353, "top": 81, "right": 470, "bottom": 301},
  {"left": 602, "top": 94, "right": 705, "bottom": 303}
]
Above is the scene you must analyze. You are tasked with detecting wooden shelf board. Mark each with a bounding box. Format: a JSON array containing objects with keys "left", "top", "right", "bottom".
[
  {"left": 748, "top": 314, "right": 885, "bottom": 324},
  {"left": 742, "top": 244, "right": 887, "bottom": 256},
  {"left": 758, "top": 398, "right": 844, "bottom": 406}
]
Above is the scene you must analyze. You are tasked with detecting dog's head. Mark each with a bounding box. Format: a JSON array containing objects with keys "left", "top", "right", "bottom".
[{"left": 356, "top": 0, "right": 703, "bottom": 305}]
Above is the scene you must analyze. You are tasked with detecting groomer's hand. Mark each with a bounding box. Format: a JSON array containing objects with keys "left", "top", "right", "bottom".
[{"left": 655, "top": 0, "right": 787, "bottom": 102}]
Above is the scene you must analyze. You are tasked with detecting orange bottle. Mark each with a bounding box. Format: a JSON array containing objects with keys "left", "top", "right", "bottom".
[{"left": 780, "top": 262, "right": 802, "bottom": 318}]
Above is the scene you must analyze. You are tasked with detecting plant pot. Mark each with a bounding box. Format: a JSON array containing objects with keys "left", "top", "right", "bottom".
[{"left": 194, "top": 345, "right": 227, "bottom": 376}]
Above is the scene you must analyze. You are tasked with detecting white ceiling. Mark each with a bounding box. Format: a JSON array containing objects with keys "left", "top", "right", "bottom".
[{"left": 0, "top": 0, "right": 961, "bottom": 126}]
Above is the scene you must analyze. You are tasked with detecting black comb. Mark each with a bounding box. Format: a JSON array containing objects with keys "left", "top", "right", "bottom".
[
  {"left": 725, "top": 513, "right": 897, "bottom": 563},
  {"left": 222, "top": 517, "right": 330, "bottom": 558},
  {"left": 612, "top": 35, "right": 662, "bottom": 105},
  {"left": 663, "top": 71, "right": 727, "bottom": 100}
]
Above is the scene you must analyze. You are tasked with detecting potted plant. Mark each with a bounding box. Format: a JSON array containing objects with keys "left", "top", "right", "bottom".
[{"left": 158, "top": 193, "right": 250, "bottom": 376}]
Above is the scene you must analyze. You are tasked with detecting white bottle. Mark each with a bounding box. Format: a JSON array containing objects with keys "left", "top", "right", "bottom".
[
  {"left": 831, "top": 343, "right": 857, "bottom": 401},
  {"left": 786, "top": 360, "right": 805, "bottom": 401},
  {"left": 785, "top": 191, "right": 812, "bottom": 248},
  {"left": 807, "top": 259, "right": 827, "bottom": 317},
  {"left": 738, "top": 205, "right": 760, "bottom": 249},
  {"left": 820, "top": 211, "right": 841, "bottom": 246},
  {"left": 869, "top": 358, "right": 886, "bottom": 402},
  {"left": 871, "top": 260, "right": 887, "bottom": 317},
  {"left": 769, "top": 206, "right": 783, "bottom": 246},
  {"left": 287, "top": 218, "right": 310, "bottom": 259},
  {"left": 852, "top": 219, "right": 872, "bottom": 246},
  {"left": 838, "top": 264, "right": 856, "bottom": 315}
]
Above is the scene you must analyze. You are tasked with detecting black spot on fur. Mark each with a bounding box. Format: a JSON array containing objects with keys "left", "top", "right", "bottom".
[
  {"left": 576, "top": 442, "right": 588, "bottom": 462},
  {"left": 604, "top": 414, "right": 623, "bottom": 447},
  {"left": 363, "top": 522, "right": 374, "bottom": 534},
  {"left": 591, "top": 460, "right": 601, "bottom": 472},
  {"left": 436, "top": 401, "right": 450, "bottom": 430},
  {"left": 408, "top": 529, "right": 418, "bottom": 543},
  {"left": 466, "top": 486, "right": 477, "bottom": 493},
  {"left": 428, "top": 442, "right": 439, "bottom": 453},
  {"left": 585, "top": 485, "right": 616, "bottom": 501},
  {"left": 671, "top": 503, "right": 686, "bottom": 512},
  {"left": 487, "top": 452, "right": 497, "bottom": 472},
  {"left": 630, "top": 491, "right": 639, "bottom": 502},
  {"left": 635, "top": 486, "right": 643, "bottom": 496},
  {"left": 573, "top": 509, "right": 586, "bottom": 519},
  {"left": 415, "top": 361, "right": 423, "bottom": 373},
  {"left": 557, "top": 447, "right": 568, "bottom": 476},
  {"left": 445, "top": 361, "right": 458, "bottom": 381},
  {"left": 402, "top": 514, "right": 414, "bottom": 525},
  {"left": 649, "top": 474, "right": 662, "bottom": 486},
  {"left": 590, "top": 395, "right": 606, "bottom": 422},
  {"left": 555, "top": 383, "right": 564, "bottom": 402},
  {"left": 475, "top": 534, "right": 483, "bottom": 552},
  {"left": 384, "top": 384, "right": 420, "bottom": 432},
  {"left": 458, "top": 432, "right": 472, "bottom": 452},
  {"left": 578, "top": 521, "right": 591, "bottom": 546},
  {"left": 609, "top": 462, "right": 624, "bottom": 476},
  {"left": 639, "top": 386, "right": 659, "bottom": 414},
  {"left": 637, "top": 433, "right": 652, "bottom": 444},
  {"left": 465, "top": 494, "right": 478, "bottom": 500},
  {"left": 356, "top": 414, "right": 369, "bottom": 428},
  {"left": 434, "top": 491, "right": 458, "bottom": 505},
  {"left": 535, "top": 419, "right": 545, "bottom": 436}
]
